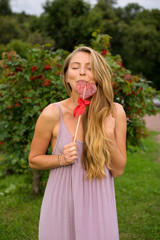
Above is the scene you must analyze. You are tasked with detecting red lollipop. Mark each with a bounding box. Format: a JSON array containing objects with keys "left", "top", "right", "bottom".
[
  {"left": 76, "top": 80, "right": 97, "bottom": 99},
  {"left": 73, "top": 80, "right": 97, "bottom": 142}
]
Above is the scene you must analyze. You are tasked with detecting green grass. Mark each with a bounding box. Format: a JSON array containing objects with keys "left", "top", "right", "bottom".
[
  {"left": 115, "top": 131, "right": 160, "bottom": 240},
  {"left": 0, "top": 174, "right": 42, "bottom": 240},
  {"left": 156, "top": 107, "right": 160, "bottom": 113},
  {"left": 0, "top": 131, "right": 160, "bottom": 240}
]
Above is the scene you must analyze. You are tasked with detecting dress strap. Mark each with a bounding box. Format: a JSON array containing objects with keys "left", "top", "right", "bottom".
[{"left": 55, "top": 103, "right": 62, "bottom": 120}]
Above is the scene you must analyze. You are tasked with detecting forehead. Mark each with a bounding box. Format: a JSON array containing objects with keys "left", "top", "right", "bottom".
[{"left": 69, "top": 51, "right": 91, "bottom": 64}]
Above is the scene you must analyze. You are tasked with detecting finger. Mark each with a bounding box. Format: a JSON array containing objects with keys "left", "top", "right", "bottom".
[
  {"left": 64, "top": 150, "right": 77, "bottom": 159},
  {"left": 66, "top": 155, "right": 77, "bottom": 163},
  {"left": 66, "top": 151, "right": 77, "bottom": 159},
  {"left": 68, "top": 146, "right": 77, "bottom": 153},
  {"left": 64, "top": 147, "right": 77, "bottom": 154},
  {"left": 64, "top": 142, "right": 77, "bottom": 149},
  {"left": 70, "top": 151, "right": 77, "bottom": 157},
  {"left": 65, "top": 153, "right": 77, "bottom": 161}
]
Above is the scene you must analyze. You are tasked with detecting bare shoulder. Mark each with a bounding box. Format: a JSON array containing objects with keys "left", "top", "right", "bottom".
[
  {"left": 36, "top": 102, "right": 62, "bottom": 129},
  {"left": 113, "top": 103, "right": 127, "bottom": 137},
  {"left": 41, "top": 103, "right": 59, "bottom": 119},
  {"left": 113, "top": 102, "right": 126, "bottom": 120}
]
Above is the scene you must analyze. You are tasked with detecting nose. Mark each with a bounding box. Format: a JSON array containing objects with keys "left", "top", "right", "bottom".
[{"left": 79, "top": 67, "right": 86, "bottom": 75}]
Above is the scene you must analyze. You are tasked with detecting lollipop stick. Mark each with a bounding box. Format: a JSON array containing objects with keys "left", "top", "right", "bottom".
[
  {"left": 74, "top": 116, "right": 81, "bottom": 142},
  {"left": 73, "top": 86, "right": 86, "bottom": 142}
]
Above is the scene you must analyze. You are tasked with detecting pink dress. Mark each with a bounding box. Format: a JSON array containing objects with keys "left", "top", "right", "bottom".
[{"left": 39, "top": 103, "right": 119, "bottom": 240}]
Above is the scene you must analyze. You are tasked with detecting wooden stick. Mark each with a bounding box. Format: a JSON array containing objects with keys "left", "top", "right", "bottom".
[
  {"left": 74, "top": 115, "right": 81, "bottom": 142},
  {"left": 73, "top": 86, "right": 86, "bottom": 142}
]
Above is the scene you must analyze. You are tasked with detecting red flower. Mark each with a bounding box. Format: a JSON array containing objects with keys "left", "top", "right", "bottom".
[
  {"left": 137, "top": 130, "right": 141, "bottom": 133},
  {"left": 4, "top": 65, "right": 9, "bottom": 68},
  {"left": 30, "top": 74, "right": 43, "bottom": 80},
  {"left": 56, "top": 64, "right": 61, "bottom": 68},
  {"left": 56, "top": 72, "right": 61, "bottom": 76},
  {"left": 15, "top": 102, "right": 20, "bottom": 107},
  {"left": 114, "top": 83, "right": 119, "bottom": 89},
  {"left": 38, "top": 74, "right": 43, "bottom": 78},
  {"left": 44, "top": 64, "right": 52, "bottom": 70},
  {"left": 138, "top": 87, "right": 143, "bottom": 93},
  {"left": 0, "top": 141, "right": 4, "bottom": 145},
  {"left": 119, "top": 62, "right": 125, "bottom": 68},
  {"left": 101, "top": 49, "right": 108, "bottom": 56},
  {"left": 132, "top": 91, "right": 137, "bottom": 95},
  {"left": 35, "top": 74, "right": 44, "bottom": 79},
  {"left": 8, "top": 105, "right": 14, "bottom": 109},
  {"left": 7, "top": 54, "right": 11, "bottom": 60},
  {"left": 137, "top": 110, "right": 142, "bottom": 114},
  {"left": 15, "top": 66, "right": 22, "bottom": 72},
  {"left": 31, "top": 66, "right": 37, "bottom": 72},
  {"left": 7, "top": 73, "right": 15, "bottom": 77},
  {"left": 42, "top": 79, "right": 51, "bottom": 86}
]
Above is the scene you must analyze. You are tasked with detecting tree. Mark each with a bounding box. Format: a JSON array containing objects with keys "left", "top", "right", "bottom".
[
  {"left": 42, "top": 0, "right": 96, "bottom": 50},
  {"left": 97, "top": 0, "right": 117, "bottom": 6},
  {"left": 0, "top": 16, "right": 24, "bottom": 44},
  {"left": 121, "top": 9, "right": 160, "bottom": 90},
  {"left": 115, "top": 3, "right": 144, "bottom": 23},
  {"left": 0, "top": 0, "right": 12, "bottom": 15},
  {"left": 91, "top": 0, "right": 123, "bottom": 54}
]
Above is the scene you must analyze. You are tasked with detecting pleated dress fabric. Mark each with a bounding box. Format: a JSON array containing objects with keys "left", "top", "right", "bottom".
[{"left": 39, "top": 103, "right": 119, "bottom": 240}]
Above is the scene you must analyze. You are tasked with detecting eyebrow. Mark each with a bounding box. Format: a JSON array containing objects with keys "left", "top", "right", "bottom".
[{"left": 70, "top": 62, "right": 91, "bottom": 65}]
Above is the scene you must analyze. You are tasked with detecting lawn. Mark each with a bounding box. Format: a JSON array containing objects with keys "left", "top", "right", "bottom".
[
  {"left": 115, "top": 131, "right": 160, "bottom": 240},
  {"left": 0, "top": 132, "right": 160, "bottom": 240}
]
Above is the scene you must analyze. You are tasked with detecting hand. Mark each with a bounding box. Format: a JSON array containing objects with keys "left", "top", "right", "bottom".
[
  {"left": 104, "top": 114, "right": 116, "bottom": 139},
  {"left": 62, "top": 142, "right": 78, "bottom": 165}
]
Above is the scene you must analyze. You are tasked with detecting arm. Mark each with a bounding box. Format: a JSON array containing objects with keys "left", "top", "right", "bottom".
[
  {"left": 104, "top": 103, "right": 127, "bottom": 177},
  {"left": 28, "top": 104, "right": 77, "bottom": 170}
]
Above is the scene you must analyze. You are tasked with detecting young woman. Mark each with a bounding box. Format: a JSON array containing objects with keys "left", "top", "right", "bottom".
[{"left": 28, "top": 46, "right": 127, "bottom": 240}]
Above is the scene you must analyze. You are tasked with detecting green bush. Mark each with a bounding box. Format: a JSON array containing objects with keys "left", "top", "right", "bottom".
[
  {"left": 0, "top": 39, "right": 31, "bottom": 59},
  {"left": 0, "top": 34, "right": 157, "bottom": 175},
  {"left": 0, "top": 46, "right": 68, "bottom": 174}
]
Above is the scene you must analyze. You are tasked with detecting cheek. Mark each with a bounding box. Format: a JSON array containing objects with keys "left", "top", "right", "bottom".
[
  {"left": 66, "top": 75, "right": 73, "bottom": 85},
  {"left": 67, "top": 69, "right": 77, "bottom": 81},
  {"left": 90, "top": 73, "right": 95, "bottom": 83},
  {"left": 66, "top": 71, "right": 77, "bottom": 90},
  {"left": 67, "top": 69, "right": 76, "bottom": 79}
]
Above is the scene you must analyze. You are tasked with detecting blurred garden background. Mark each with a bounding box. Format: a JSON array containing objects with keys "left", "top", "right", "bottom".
[{"left": 0, "top": 0, "right": 160, "bottom": 239}]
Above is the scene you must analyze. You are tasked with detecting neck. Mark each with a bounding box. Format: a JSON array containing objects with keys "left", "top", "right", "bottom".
[
  {"left": 71, "top": 96, "right": 78, "bottom": 105},
  {"left": 70, "top": 92, "right": 79, "bottom": 105}
]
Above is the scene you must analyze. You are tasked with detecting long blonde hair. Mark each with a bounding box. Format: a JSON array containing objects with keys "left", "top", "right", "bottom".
[{"left": 63, "top": 46, "right": 114, "bottom": 181}]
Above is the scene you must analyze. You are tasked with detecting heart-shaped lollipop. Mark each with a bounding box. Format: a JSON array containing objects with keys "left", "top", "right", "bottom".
[
  {"left": 73, "top": 80, "right": 97, "bottom": 142},
  {"left": 76, "top": 80, "right": 97, "bottom": 99}
]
